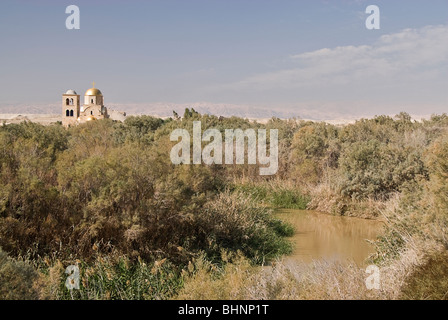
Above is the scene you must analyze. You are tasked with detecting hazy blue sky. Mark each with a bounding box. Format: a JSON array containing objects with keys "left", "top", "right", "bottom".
[{"left": 0, "top": 0, "right": 447, "bottom": 116}]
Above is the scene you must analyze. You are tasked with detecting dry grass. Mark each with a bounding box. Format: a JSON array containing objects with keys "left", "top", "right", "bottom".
[
  {"left": 250, "top": 260, "right": 387, "bottom": 300},
  {"left": 176, "top": 253, "right": 256, "bottom": 300},
  {"left": 176, "top": 242, "right": 445, "bottom": 300},
  {"left": 176, "top": 255, "right": 389, "bottom": 300}
]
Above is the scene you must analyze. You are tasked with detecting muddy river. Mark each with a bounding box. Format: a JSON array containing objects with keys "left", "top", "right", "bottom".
[{"left": 277, "top": 209, "right": 384, "bottom": 265}]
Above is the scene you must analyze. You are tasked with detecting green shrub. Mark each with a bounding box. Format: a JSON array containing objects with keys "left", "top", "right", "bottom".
[
  {"left": 338, "top": 140, "right": 426, "bottom": 200},
  {"left": 44, "top": 255, "right": 182, "bottom": 300},
  {"left": 400, "top": 251, "right": 448, "bottom": 300},
  {"left": 233, "top": 182, "right": 309, "bottom": 210},
  {"left": 269, "top": 189, "right": 309, "bottom": 209},
  {"left": 194, "top": 191, "right": 293, "bottom": 264},
  {"left": 0, "top": 249, "right": 39, "bottom": 300}
]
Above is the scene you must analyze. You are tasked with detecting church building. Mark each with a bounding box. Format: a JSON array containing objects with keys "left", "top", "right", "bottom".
[{"left": 62, "top": 83, "right": 125, "bottom": 127}]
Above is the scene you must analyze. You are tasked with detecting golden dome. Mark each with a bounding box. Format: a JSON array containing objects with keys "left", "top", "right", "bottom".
[
  {"left": 86, "top": 116, "right": 96, "bottom": 121},
  {"left": 85, "top": 88, "right": 102, "bottom": 96},
  {"left": 85, "top": 81, "right": 102, "bottom": 96}
]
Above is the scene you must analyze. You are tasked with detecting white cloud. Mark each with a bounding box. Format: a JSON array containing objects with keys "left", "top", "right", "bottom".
[{"left": 217, "top": 24, "right": 448, "bottom": 115}]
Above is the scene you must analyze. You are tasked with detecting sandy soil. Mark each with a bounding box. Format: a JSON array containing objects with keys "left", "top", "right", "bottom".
[{"left": 0, "top": 114, "right": 60, "bottom": 125}]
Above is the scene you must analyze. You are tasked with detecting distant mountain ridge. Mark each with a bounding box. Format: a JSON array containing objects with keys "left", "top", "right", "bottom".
[
  {"left": 0, "top": 102, "right": 362, "bottom": 121},
  {"left": 0, "top": 102, "right": 433, "bottom": 123}
]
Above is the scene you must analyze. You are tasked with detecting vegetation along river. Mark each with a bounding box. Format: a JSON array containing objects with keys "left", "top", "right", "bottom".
[{"left": 277, "top": 209, "right": 385, "bottom": 265}]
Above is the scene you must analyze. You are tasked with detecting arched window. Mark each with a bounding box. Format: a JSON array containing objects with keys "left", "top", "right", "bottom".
[
  {"left": 66, "top": 98, "right": 69, "bottom": 105},
  {"left": 91, "top": 99, "right": 94, "bottom": 104},
  {"left": 70, "top": 98, "right": 74, "bottom": 106},
  {"left": 91, "top": 111, "right": 93, "bottom": 115},
  {"left": 66, "top": 110, "right": 70, "bottom": 117},
  {"left": 70, "top": 110, "right": 74, "bottom": 117}
]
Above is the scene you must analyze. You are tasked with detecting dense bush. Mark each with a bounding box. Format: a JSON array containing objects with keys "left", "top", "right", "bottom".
[
  {"left": 338, "top": 140, "right": 426, "bottom": 200},
  {"left": 289, "top": 114, "right": 435, "bottom": 215},
  {"left": 194, "top": 191, "right": 293, "bottom": 264},
  {"left": 0, "top": 117, "right": 291, "bottom": 267},
  {"left": 1, "top": 111, "right": 447, "bottom": 300},
  {"left": 0, "top": 248, "right": 39, "bottom": 299}
]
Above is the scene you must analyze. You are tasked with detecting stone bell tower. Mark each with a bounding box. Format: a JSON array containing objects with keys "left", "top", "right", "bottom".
[{"left": 62, "top": 89, "right": 80, "bottom": 127}]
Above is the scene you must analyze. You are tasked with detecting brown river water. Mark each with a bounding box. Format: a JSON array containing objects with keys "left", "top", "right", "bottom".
[{"left": 277, "top": 209, "right": 385, "bottom": 265}]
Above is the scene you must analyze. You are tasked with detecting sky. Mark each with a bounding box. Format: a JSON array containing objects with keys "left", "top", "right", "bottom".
[{"left": 0, "top": 0, "right": 447, "bottom": 118}]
